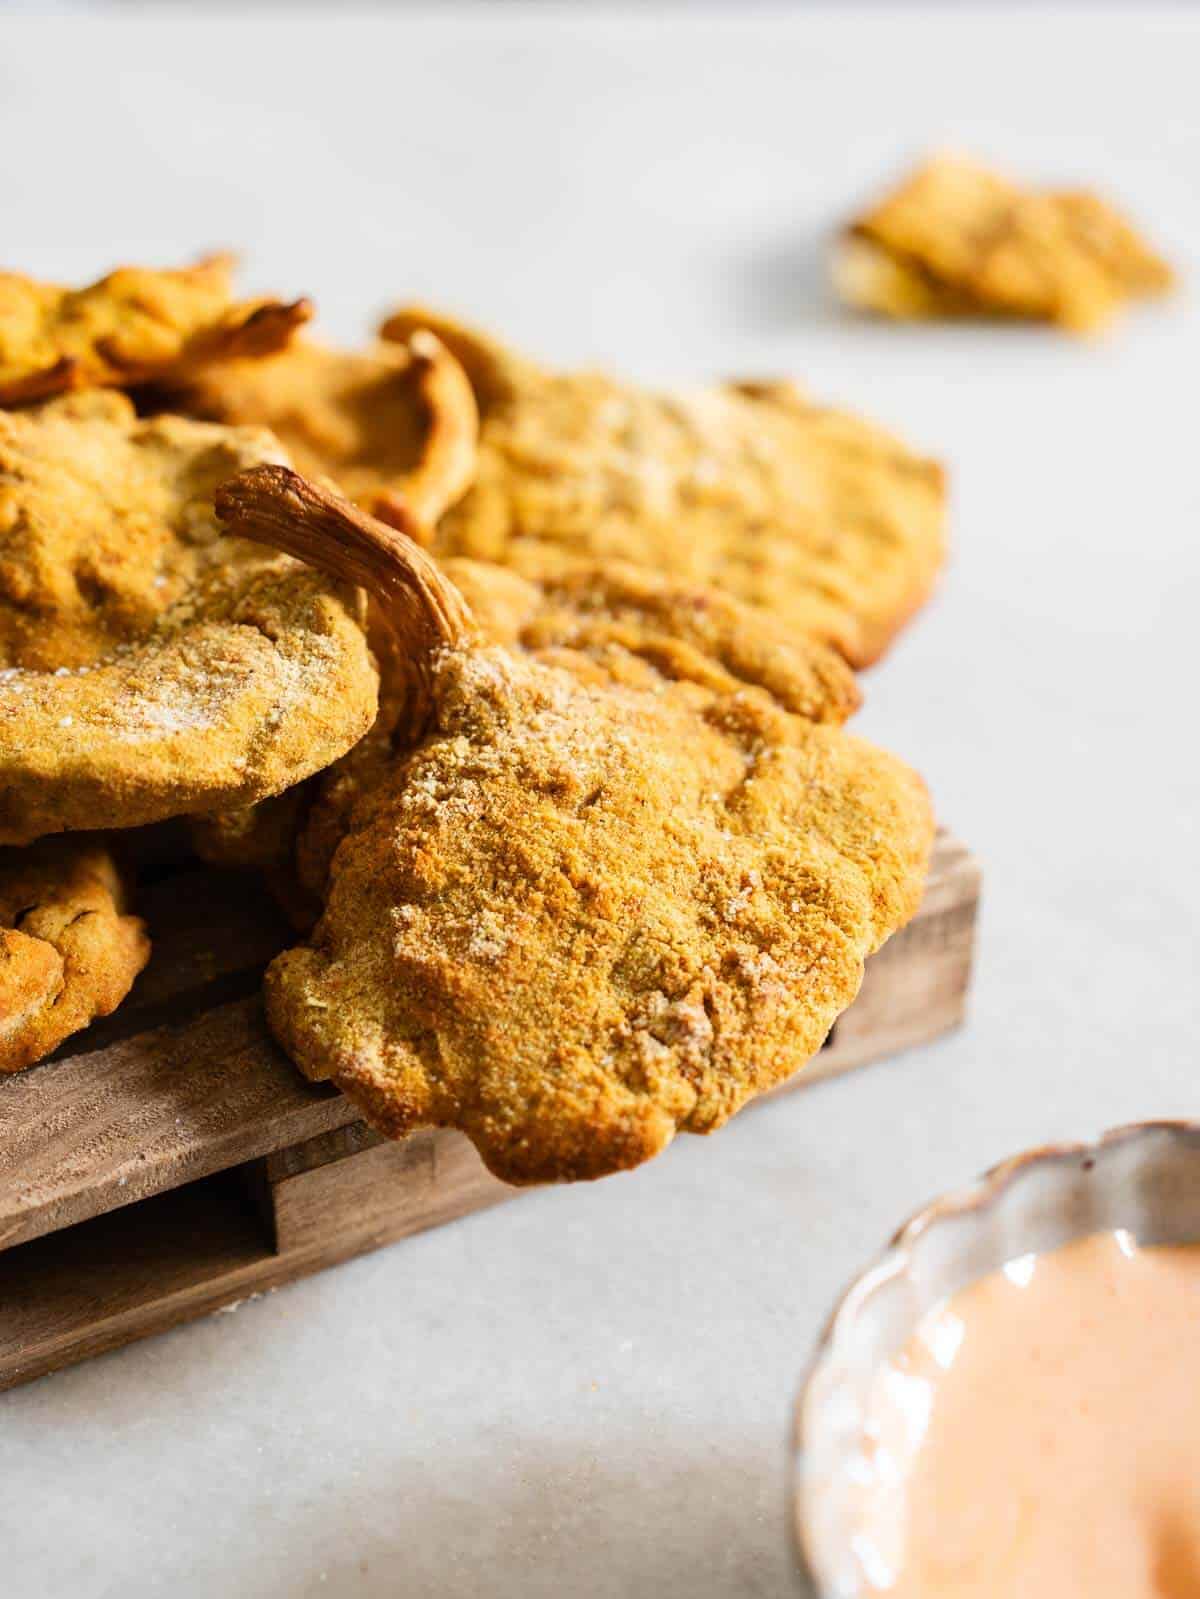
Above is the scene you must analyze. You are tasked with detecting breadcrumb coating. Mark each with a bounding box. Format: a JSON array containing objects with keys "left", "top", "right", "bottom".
[
  {"left": 219, "top": 467, "right": 932, "bottom": 1186},
  {"left": 0, "top": 254, "right": 310, "bottom": 406},
  {"left": 0, "top": 837, "right": 149, "bottom": 1072},
  {"left": 0, "top": 396, "right": 376, "bottom": 844},
  {"left": 837, "top": 154, "right": 1174, "bottom": 333},
  {"left": 379, "top": 308, "right": 946, "bottom": 668},
  {"left": 173, "top": 330, "right": 477, "bottom": 535}
]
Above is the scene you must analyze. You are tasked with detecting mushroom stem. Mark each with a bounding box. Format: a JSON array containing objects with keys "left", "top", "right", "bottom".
[
  {"left": 215, "top": 464, "right": 476, "bottom": 741},
  {"left": 378, "top": 306, "right": 524, "bottom": 416},
  {"left": 372, "top": 329, "right": 479, "bottom": 540}
]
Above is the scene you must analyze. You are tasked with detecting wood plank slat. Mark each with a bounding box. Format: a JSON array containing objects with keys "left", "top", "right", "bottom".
[
  {"left": 0, "top": 999, "right": 358, "bottom": 1252},
  {"left": 0, "top": 826, "right": 980, "bottom": 1395},
  {"left": 0, "top": 1142, "right": 514, "bottom": 1392},
  {"left": 0, "top": 829, "right": 979, "bottom": 1255},
  {"left": 270, "top": 1128, "right": 514, "bottom": 1254},
  {"left": 0, "top": 1174, "right": 272, "bottom": 1389}
]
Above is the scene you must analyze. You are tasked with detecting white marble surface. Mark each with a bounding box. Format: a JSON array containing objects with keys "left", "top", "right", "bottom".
[{"left": 2, "top": 6, "right": 1198, "bottom": 1595}]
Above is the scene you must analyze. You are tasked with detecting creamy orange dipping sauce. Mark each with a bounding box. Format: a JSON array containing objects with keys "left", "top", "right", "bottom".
[{"left": 851, "top": 1231, "right": 1200, "bottom": 1597}]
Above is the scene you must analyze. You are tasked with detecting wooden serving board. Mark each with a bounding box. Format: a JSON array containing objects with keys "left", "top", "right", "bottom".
[{"left": 0, "top": 830, "right": 980, "bottom": 1391}]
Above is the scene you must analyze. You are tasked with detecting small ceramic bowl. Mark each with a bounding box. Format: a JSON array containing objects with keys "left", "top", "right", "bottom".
[{"left": 793, "top": 1120, "right": 1200, "bottom": 1597}]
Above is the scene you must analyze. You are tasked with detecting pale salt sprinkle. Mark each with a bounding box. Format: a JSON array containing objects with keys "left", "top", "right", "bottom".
[
  {"left": 650, "top": 992, "right": 713, "bottom": 1054},
  {"left": 244, "top": 648, "right": 318, "bottom": 740},
  {"left": 118, "top": 696, "right": 215, "bottom": 737},
  {"left": 731, "top": 946, "right": 784, "bottom": 988},
  {"left": 467, "top": 911, "right": 509, "bottom": 963},
  {"left": 398, "top": 777, "right": 441, "bottom": 818},
  {"left": 723, "top": 869, "right": 761, "bottom": 922}
]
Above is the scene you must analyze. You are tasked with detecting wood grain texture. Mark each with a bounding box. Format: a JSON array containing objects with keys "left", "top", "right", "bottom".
[
  {"left": 0, "top": 831, "right": 978, "bottom": 1253},
  {"left": 0, "top": 831, "right": 979, "bottom": 1391},
  {"left": 0, "top": 999, "right": 357, "bottom": 1252},
  {"left": 0, "top": 1141, "right": 514, "bottom": 1391},
  {"left": 270, "top": 1128, "right": 514, "bottom": 1253},
  {"left": 0, "top": 1174, "right": 272, "bottom": 1390}
]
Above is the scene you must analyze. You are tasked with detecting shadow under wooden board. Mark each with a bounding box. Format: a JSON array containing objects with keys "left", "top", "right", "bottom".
[{"left": 0, "top": 830, "right": 980, "bottom": 1392}]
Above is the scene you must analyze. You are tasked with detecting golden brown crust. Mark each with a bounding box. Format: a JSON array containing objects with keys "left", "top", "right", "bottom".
[
  {"left": 0, "top": 837, "right": 149, "bottom": 1072},
  {"left": 266, "top": 645, "right": 932, "bottom": 1185},
  {"left": 196, "top": 492, "right": 862, "bottom": 910},
  {"left": 288, "top": 552, "right": 862, "bottom": 912},
  {"left": 378, "top": 308, "right": 945, "bottom": 669},
  {"left": 0, "top": 254, "right": 311, "bottom": 406},
  {"left": 837, "top": 154, "right": 1175, "bottom": 333},
  {"left": 443, "top": 554, "right": 862, "bottom": 727},
  {"left": 1050, "top": 190, "right": 1175, "bottom": 298},
  {"left": 0, "top": 403, "right": 377, "bottom": 845},
  {"left": 173, "top": 330, "right": 478, "bottom": 537},
  {"left": 220, "top": 473, "right": 933, "bottom": 1186}
]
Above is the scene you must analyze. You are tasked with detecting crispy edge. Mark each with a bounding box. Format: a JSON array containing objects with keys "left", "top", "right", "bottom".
[
  {"left": 0, "top": 254, "right": 313, "bottom": 406},
  {"left": 0, "top": 839, "right": 150, "bottom": 1072}
]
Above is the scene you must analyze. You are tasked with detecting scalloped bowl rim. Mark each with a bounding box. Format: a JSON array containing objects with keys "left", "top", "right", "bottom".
[{"left": 793, "top": 1119, "right": 1200, "bottom": 1597}]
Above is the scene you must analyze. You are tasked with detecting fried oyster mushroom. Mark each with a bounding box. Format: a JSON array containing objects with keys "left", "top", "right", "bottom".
[
  {"left": 0, "top": 254, "right": 311, "bottom": 407},
  {"left": 337, "top": 552, "right": 865, "bottom": 920},
  {"left": 378, "top": 307, "right": 946, "bottom": 669},
  {"left": 171, "top": 328, "right": 478, "bottom": 536},
  {"left": 217, "top": 467, "right": 933, "bottom": 1185},
  {"left": 192, "top": 548, "right": 865, "bottom": 922},
  {"left": 0, "top": 837, "right": 150, "bottom": 1072},
  {"left": 836, "top": 154, "right": 1175, "bottom": 333},
  {"left": 0, "top": 392, "right": 377, "bottom": 845}
]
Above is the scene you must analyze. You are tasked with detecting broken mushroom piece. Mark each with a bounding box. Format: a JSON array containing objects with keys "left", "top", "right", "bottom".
[
  {"left": 0, "top": 394, "right": 377, "bottom": 845},
  {"left": 0, "top": 253, "right": 311, "bottom": 407},
  {"left": 378, "top": 307, "right": 947, "bottom": 669},
  {"left": 836, "top": 154, "right": 1175, "bottom": 333},
  {"left": 217, "top": 466, "right": 934, "bottom": 1185},
  {"left": 171, "top": 329, "right": 479, "bottom": 538},
  {"left": 0, "top": 836, "right": 150, "bottom": 1073}
]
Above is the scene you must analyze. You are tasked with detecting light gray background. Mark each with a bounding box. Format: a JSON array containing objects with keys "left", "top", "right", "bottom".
[{"left": 1, "top": 6, "right": 1197, "bottom": 1596}]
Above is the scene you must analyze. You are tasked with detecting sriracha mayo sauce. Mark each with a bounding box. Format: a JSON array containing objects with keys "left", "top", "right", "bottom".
[{"left": 850, "top": 1231, "right": 1200, "bottom": 1596}]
